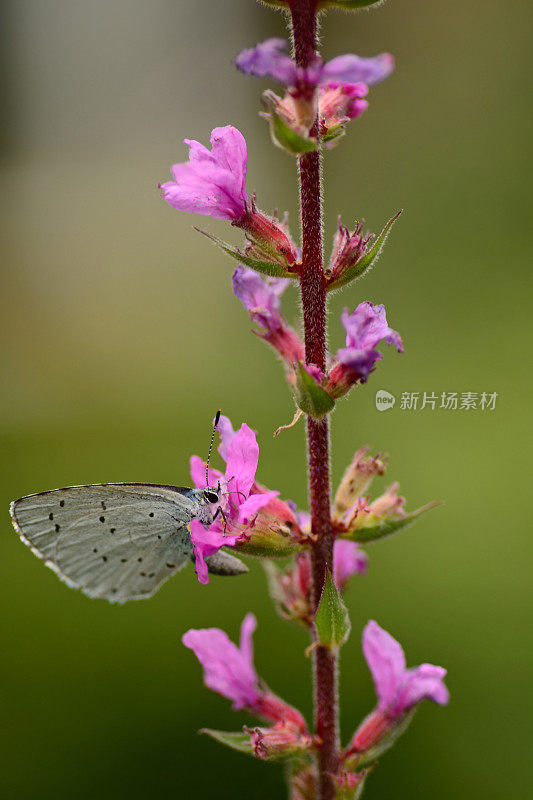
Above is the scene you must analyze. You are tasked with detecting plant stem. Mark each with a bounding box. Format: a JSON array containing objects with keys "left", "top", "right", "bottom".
[{"left": 289, "top": 2, "right": 339, "bottom": 798}]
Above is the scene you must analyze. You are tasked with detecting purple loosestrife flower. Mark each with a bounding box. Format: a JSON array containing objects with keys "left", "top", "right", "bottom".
[
  {"left": 232, "top": 266, "right": 305, "bottom": 370},
  {"left": 338, "top": 303, "right": 403, "bottom": 379},
  {"left": 160, "top": 126, "right": 299, "bottom": 270},
  {"left": 237, "top": 39, "right": 393, "bottom": 136},
  {"left": 160, "top": 126, "right": 248, "bottom": 221},
  {"left": 347, "top": 621, "right": 449, "bottom": 756},
  {"left": 189, "top": 415, "right": 301, "bottom": 583},
  {"left": 327, "top": 302, "right": 403, "bottom": 398},
  {"left": 183, "top": 614, "right": 309, "bottom": 741}
]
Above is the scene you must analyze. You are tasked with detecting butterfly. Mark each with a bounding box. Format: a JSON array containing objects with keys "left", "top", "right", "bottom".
[{"left": 9, "top": 413, "right": 247, "bottom": 603}]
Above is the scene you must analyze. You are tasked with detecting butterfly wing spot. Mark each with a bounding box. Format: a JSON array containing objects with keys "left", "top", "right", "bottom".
[
  {"left": 110, "top": 527, "right": 116, "bottom": 534},
  {"left": 102, "top": 556, "right": 108, "bottom": 562},
  {"left": 54, "top": 524, "right": 60, "bottom": 532},
  {"left": 149, "top": 512, "right": 154, "bottom": 518},
  {"left": 99, "top": 516, "right": 105, "bottom": 523},
  {"left": 59, "top": 500, "right": 65, "bottom": 507},
  {"left": 166, "top": 563, "right": 176, "bottom": 569},
  {"left": 49, "top": 513, "right": 54, "bottom": 521},
  {"left": 101, "top": 502, "right": 107, "bottom": 511},
  {"left": 93, "top": 548, "right": 98, "bottom": 553}
]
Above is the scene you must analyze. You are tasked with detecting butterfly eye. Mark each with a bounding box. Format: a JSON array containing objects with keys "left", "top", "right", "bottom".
[{"left": 204, "top": 490, "right": 219, "bottom": 504}]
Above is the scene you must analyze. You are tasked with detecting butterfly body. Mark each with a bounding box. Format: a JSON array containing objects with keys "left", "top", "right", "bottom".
[{"left": 10, "top": 482, "right": 246, "bottom": 603}]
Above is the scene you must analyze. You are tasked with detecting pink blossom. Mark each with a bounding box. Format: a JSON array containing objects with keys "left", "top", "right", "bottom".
[
  {"left": 183, "top": 614, "right": 309, "bottom": 733},
  {"left": 182, "top": 613, "right": 261, "bottom": 710},
  {"left": 159, "top": 126, "right": 248, "bottom": 221},
  {"left": 334, "top": 302, "right": 403, "bottom": 383},
  {"left": 189, "top": 415, "right": 279, "bottom": 582},
  {"left": 347, "top": 621, "right": 449, "bottom": 755},
  {"left": 235, "top": 38, "right": 393, "bottom": 90}
]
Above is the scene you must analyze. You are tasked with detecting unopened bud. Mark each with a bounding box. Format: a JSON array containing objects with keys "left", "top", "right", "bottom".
[{"left": 236, "top": 198, "right": 299, "bottom": 271}]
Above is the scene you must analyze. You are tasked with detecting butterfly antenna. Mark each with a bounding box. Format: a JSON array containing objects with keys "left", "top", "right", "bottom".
[{"left": 206, "top": 410, "right": 221, "bottom": 488}]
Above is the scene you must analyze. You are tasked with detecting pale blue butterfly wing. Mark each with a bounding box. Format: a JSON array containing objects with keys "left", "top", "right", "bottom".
[{"left": 10, "top": 483, "right": 246, "bottom": 603}]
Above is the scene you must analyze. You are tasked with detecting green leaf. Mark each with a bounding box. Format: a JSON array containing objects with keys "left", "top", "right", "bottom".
[
  {"left": 294, "top": 362, "right": 335, "bottom": 419},
  {"left": 314, "top": 570, "right": 351, "bottom": 650},
  {"left": 196, "top": 228, "right": 296, "bottom": 279},
  {"left": 262, "top": 94, "right": 318, "bottom": 156},
  {"left": 341, "top": 503, "right": 440, "bottom": 545},
  {"left": 327, "top": 211, "right": 402, "bottom": 292},
  {"left": 200, "top": 729, "right": 254, "bottom": 756}
]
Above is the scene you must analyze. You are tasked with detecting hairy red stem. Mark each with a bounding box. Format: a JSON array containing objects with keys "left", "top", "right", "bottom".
[{"left": 290, "top": 2, "right": 339, "bottom": 798}]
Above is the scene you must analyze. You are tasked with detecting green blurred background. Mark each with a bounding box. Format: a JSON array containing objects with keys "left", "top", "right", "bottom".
[{"left": 1, "top": 0, "right": 531, "bottom": 797}]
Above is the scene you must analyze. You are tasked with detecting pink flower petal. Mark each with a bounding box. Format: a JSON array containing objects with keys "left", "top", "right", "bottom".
[
  {"left": 225, "top": 423, "right": 259, "bottom": 499},
  {"left": 182, "top": 614, "right": 260, "bottom": 709},
  {"left": 321, "top": 53, "right": 394, "bottom": 87},
  {"left": 189, "top": 455, "right": 224, "bottom": 491},
  {"left": 362, "top": 620, "right": 406, "bottom": 709},
  {"left": 190, "top": 519, "right": 243, "bottom": 585},
  {"left": 237, "top": 490, "right": 279, "bottom": 525},
  {"left": 333, "top": 540, "right": 368, "bottom": 586},
  {"left": 215, "top": 414, "right": 237, "bottom": 462}
]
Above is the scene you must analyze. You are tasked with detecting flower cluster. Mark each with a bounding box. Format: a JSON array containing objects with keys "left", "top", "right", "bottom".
[
  {"left": 155, "top": 13, "right": 449, "bottom": 799},
  {"left": 230, "top": 266, "right": 402, "bottom": 416},
  {"left": 236, "top": 39, "right": 393, "bottom": 146},
  {"left": 182, "top": 614, "right": 448, "bottom": 768}
]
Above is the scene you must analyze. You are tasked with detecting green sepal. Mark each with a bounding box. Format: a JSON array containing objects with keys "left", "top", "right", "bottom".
[
  {"left": 314, "top": 569, "right": 351, "bottom": 650},
  {"left": 200, "top": 729, "right": 254, "bottom": 757},
  {"left": 319, "top": 0, "right": 386, "bottom": 9},
  {"left": 327, "top": 211, "right": 402, "bottom": 292},
  {"left": 236, "top": 541, "right": 303, "bottom": 558},
  {"left": 262, "top": 94, "right": 318, "bottom": 155},
  {"left": 340, "top": 502, "right": 440, "bottom": 545},
  {"left": 322, "top": 123, "right": 347, "bottom": 147},
  {"left": 196, "top": 228, "right": 296, "bottom": 279},
  {"left": 337, "top": 769, "right": 373, "bottom": 800},
  {"left": 294, "top": 362, "right": 335, "bottom": 419},
  {"left": 347, "top": 711, "right": 416, "bottom": 770}
]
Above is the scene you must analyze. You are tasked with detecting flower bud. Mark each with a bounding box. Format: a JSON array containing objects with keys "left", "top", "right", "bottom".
[
  {"left": 245, "top": 724, "right": 313, "bottom": 760},
  {"left": 326, "top": 213, "right": 401, "bottom": 292},
  {"left": 333, "top": 447, "right": 387, "bottom": 522},
  {"left": 235, "top": 197, "right": 299, "bottom": 271}
]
